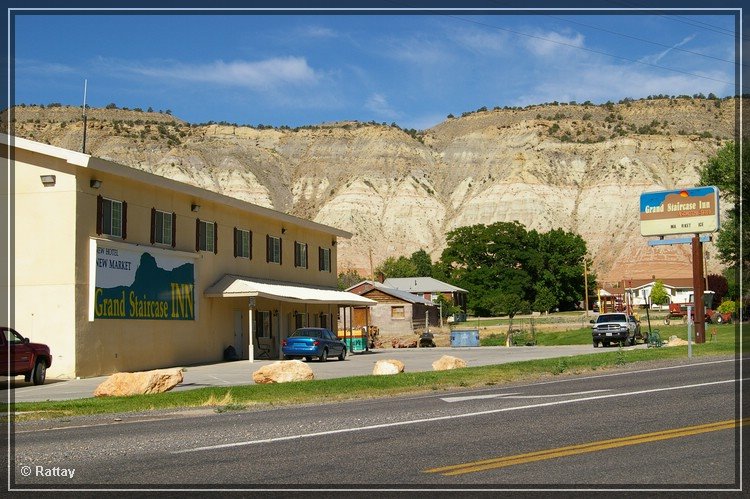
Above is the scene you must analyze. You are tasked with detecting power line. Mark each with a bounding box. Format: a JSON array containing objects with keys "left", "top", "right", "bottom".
[
  {"left": 445, "top": 14, "right": 742, "bottom": 91},
  {"left": 546, "top": 15, "right": 742, "bottom": 68}
]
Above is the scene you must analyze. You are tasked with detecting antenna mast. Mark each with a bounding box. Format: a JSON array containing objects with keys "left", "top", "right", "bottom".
[{"left": 82, "top": 79, "right": 88, "bottom": 153}]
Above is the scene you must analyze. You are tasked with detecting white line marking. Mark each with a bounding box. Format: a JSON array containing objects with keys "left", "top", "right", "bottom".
[
  {"left": 172, "top": 378, "right": 736, "bottom": 454},
  {"left": 440, "top": 392, "right": 521, "bottom": 403},
  {"left": 441, "top": 389, "right": 609, "bottom": 403}
]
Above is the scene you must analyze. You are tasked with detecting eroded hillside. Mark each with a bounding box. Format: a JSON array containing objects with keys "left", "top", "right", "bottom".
[{"left": 4, "top": 97, "right": 736, "bottom": 283}]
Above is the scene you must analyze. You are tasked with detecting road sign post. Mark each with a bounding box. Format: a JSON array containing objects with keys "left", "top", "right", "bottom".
[{"left": 640, "top": 186, "right": 719, "bottom": 347}]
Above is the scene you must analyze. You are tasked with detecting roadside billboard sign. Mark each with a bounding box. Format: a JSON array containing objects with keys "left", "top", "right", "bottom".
[{"left": 640, "top": 186, "right": 720, "bottom": 237}]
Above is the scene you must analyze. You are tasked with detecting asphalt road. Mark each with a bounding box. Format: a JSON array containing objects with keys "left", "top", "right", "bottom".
[{"left": 10, "top": 355, "right": 744, "bottom": 491}]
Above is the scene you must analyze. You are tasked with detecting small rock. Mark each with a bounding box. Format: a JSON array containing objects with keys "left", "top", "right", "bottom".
[
  {"left": 432, "top": 355, "right": 467, "bottom": 371},
  {"left": 373, "top": 359, "right": 405, "bottom": 375},
  {"left": 252, "top": 360, "right": 314, "bottom": 384},
  {"left": 93, "top": 368, "right": 184, "bottom": 397}
]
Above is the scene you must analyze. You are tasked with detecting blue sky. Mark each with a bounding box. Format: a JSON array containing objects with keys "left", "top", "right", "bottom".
[{"left": 12, "top": 9, "right": 739, "bottom": 130}]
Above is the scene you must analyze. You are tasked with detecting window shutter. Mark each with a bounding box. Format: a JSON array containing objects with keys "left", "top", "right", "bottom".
[
  {"left": 233, "top": 227, "right": 238, "bottom": 258},
  {"left": 279, "top": 238, "right": 283, "bottom": 265},
  {"left": 213, "top": 221, "right": 218, "bottom": 254},
  {"left": 195, "top": 218, "right": 200, "bottom": 252},
  {"left": 329, "top": 248, "right": 332, "bottom": 273},
  {"left": 171, "top": 212, "right": 177, "bottom": 248},
  {"left": 304, "top": 243, "right": 309, "bottom": 269},
  {"left": 319, "top": 247, "right": 323, "bottom": 271},
  {"left": 294, "top": 241, "right": 299, "bottom": 267},
  {"left": 249, "top": 231, "right": 253, "bottom": 260},
  {"left": 150, "top": 208, "right": 156, "bottom": 244},
  {"left": 121, "top": 201, "right": 128, "bottom": 239},
  {"left": 266, "top": 235, "right": 270, "bottom": 262},
  {"left": 96, "top": 195, "right": 103, "bottom": 235}
]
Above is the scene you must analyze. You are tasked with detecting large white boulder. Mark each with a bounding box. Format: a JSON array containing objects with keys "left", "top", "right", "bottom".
[
  {"left": 93, "top": 368, "right": 184, "bottom": 397},
  {"left": 432, "top": 355, "right": 467, "bottom": 371},
  {"left": 372, "top": 359, "right": 405, "bottom": 375},
  {"left": 252, "top": 360, "right": 314, "bottom": 384}
]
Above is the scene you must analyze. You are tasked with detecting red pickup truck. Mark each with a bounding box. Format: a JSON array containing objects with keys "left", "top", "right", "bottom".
[{"left": 1, "top": 327, "right": 52, "bottom": 385}]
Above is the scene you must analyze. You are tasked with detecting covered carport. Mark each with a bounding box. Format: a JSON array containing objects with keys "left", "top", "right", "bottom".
[{"left": 204, "top": 274, "right": 376, "bottom": 360}]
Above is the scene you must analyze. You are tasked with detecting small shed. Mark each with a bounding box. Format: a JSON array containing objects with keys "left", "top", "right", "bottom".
[{"left": 345, "top": 280, "right": 439, "bottom": 336}]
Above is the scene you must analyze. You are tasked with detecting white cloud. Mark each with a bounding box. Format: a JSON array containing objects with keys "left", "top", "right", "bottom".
[
  {"left": 639, "top": 35, "right": 696, "bottom": 65},
  {"left": 365, "top": 93, "right": 400, "bottom": 120},
  {"left": 523, "top": 29, "right": 585, "bottom": 57},
  {"left": 124, "top": 57, "right": 320, "bottom": 90},
  {"left": 378, "top": 35, "right": 449, "bottom": 65},
  {"left": 449, "top": 27, "right": 511, "bottom": 56},
  {"left": 15, "top": 59, "right": 75, "bottom": 75},
  {"left": 302, "top": 26, "right": 338, "bottom": 38}
]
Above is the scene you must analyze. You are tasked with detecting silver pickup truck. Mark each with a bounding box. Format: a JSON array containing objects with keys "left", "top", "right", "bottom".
[{"left": 591, "top": 313, "right": 641, "bottom": 347}]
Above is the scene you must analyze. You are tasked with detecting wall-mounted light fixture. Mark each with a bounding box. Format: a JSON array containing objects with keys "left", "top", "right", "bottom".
[
  {"left": 89, "top": 179, "right": 102, "bottom": 189},
  {"left": 281, "top": 227, "right": 287, "bottom": 234},
  {"left": 191, "top": 204, "right": 201, "bottom": 213},
  {"left": 40, "top": 175, "right": 56, "bottom": 187},
  {"left": 273, "top": 309, "right": 279, "bottom": 317},
  {"left": 331, "top": 239, "right": 337, "bottom": 246}
]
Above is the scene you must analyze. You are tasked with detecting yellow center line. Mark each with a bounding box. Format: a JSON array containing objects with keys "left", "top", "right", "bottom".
[{"left": 425, "top": 418, "right": 748, "bottom": 476}]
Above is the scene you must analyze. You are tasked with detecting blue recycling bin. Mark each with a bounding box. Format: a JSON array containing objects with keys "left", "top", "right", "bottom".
[{"left": 450, "top": 329, "right": 480, "bottom": 347}]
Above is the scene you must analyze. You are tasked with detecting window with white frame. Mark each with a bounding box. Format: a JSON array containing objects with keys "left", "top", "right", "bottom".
[
  {"left": 294, "top": 241, "right": 308, "bottom": 268},
  {"left": 97, "top": 196, "right": 126, "bottom": 239},
  {"left": 234, "top": 228, "right": 252, "bottom": 259},
  {"left": 197, "top": 219, "right": 216, "bottom": 253},
  {"left": 318, "top": 247, "right": 331, "bottom": 272},
  {"left": 152, "top": 209, "right": 174, "bottom": 246},
  {"left": 267, "top": 235, "right": 282, "bottom": 264}
]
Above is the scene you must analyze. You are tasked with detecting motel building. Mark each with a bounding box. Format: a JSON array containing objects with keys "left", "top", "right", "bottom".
[{"left": 4, "top": 134, "right": 375, "bottom": 379}]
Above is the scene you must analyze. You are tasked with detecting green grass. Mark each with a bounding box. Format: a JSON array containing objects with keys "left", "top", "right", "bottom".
[
  {"left": 481, "top": 323, "right": 740, "bottom": 347},
  {"left": 5, "top": 325, "right": 739, "bottom": 422}
]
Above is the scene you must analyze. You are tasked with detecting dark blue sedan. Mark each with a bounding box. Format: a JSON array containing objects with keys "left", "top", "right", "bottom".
[{"left": 282, "top": 328, "right": 347, "bottom": 362}]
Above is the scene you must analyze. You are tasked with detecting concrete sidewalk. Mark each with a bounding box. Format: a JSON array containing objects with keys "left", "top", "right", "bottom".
[{"left": 4, "top": 344, "right": 646, "bottom": 403}]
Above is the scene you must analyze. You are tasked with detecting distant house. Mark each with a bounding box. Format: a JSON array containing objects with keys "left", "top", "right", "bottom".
[
  {"left": 345, "top": 281, "right": 438, "bottom": 336},
  {"left": 598, "top": 278, "right": 697, "bottom": 312},
  {"left": 625, "top": 278, "right": 698, "bottom": 307},
  {"left": 382, "top": 277, "right": 468, "bottom": 313}
]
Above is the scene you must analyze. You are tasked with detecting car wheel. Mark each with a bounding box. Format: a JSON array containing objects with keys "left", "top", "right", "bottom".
[
  {"left": 338, "top": 348, "right": 346, "bottom": 361},
  {"left": 319, "top": 349, "right": 328, "bottom": 362},
  {"left": 593, "top": 340, "right": 598, "bottom": 348},
  {"left": 603, "top": 341, "right": 610, "bottom": 347},
  {"left": 304, "top": 356, "right": 312, "bottom": 362},
  {"left": 629, "top": 336, "right": 636, "bottom": 346},
  {"left": 31, "top": 359, "right": 46, "bottom": 386}
]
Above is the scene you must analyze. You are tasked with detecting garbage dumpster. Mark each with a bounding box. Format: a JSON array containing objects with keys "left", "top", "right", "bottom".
[
  {"left": 337, "top": 330, "right": 367, "bottom": 352},
  {"left": 450, "top": 329, "right": 480, "bottom": 347}
]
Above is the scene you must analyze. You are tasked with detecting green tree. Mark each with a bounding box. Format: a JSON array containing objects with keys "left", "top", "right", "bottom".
[
  {"left": 438, "top": 222, "right": 537, "bottom": 316},
  {"left": 650, "top": 280, "right": 670, "bottom": 305},
  {"left": 699, "top": 140, "right": 748, "bottom": 311},
  {"left": 536, "top": 229, "right": 590, "bottom": 310},
  {"left": 375, "top": 256, "right": 417, "bottom": 279},
  {"left": 532, "top": 286, "right": 557, "bottom": 314},
  {"left": 492, "top": 292, "right": 529, "bottom": 345},
  {"left": 434, "top": 294, "right": 460, "bottom": 318},
  {"left": 410, "top": 249, "right": 433, "bottom": 277},
  {"left": 337, "top": 268, "right": 365, "bottom": 290}
]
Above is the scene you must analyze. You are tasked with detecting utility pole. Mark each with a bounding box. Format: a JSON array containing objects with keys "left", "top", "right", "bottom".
[
  {"left": 369, "top": 248, "right": 374, "bottom": 280},
  {"left": 81, "top": 79, "right": 88, "bottom": 154},
  {"left": 583, "top": 257, "right": 589, "bottom": 317},
  {"left": 692, "top": 235, "right": 705, "bottom": 343}
]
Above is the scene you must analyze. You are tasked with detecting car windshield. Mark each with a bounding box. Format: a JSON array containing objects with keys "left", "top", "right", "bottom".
[
  {"left": 596, "top": 314, "right": 627, "bottom": 323},
  {"left": 292, "top": 329, "right": 321, "bottom": 338}
]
